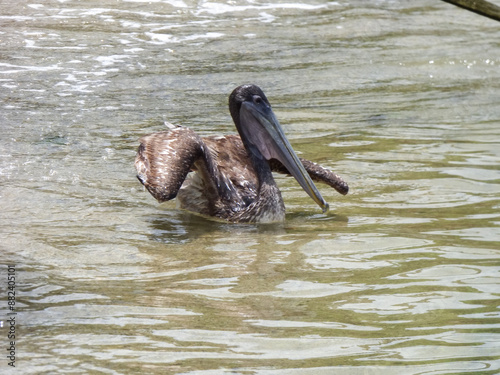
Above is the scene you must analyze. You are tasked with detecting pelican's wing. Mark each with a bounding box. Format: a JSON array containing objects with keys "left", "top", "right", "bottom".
[
  {"left": 135, "top": 127, "right": 207, "bottom": 202},
  {"left": 270, "top": 158, "right": 349, "bottom": 195}
]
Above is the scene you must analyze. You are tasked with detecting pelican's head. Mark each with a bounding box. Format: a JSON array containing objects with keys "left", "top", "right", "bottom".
[{"left": 229, "top": 84, "right": 329, "bottom": 213}]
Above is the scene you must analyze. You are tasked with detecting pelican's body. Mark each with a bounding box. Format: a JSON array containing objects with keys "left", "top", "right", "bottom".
[{"left": 135, "top": 84, "right": 348, "bottom": 223}]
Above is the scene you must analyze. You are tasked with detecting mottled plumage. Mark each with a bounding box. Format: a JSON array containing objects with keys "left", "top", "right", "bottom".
[{"left": 135, "top": 84, "right": 348, "bottom": 223}]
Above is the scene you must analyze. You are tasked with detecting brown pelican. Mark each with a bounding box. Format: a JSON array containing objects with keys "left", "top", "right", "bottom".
[{"left": 135, "top": 84, "right": 348, "bottom": 223}]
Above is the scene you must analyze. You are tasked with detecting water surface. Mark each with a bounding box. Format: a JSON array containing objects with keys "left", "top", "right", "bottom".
[{"left": 1, "top": 0, "right": 499, "bottom": 374}]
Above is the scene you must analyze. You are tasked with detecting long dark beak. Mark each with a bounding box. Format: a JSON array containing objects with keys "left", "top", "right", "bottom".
[{"left": 239, "top": 101, "right": 329, "bottom": 213}]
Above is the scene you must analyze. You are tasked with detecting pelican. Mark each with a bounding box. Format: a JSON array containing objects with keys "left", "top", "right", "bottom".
[{"left": 135, "top": 84, "right": 348, "bottom": 223}]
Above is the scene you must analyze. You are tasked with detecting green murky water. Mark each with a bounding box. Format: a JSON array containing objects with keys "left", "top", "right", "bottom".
[{"left": 1, "top": 1, "right": 499, "bottom": 373}]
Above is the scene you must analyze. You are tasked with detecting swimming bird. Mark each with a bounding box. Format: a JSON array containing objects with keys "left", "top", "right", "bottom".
[{"left": 135, "top": 84, "right": 348, "bottom": 223}]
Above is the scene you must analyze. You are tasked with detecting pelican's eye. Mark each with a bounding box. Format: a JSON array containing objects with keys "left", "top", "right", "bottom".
[{"left": 253, "top": 95, "right": 263, "bottom": 105}]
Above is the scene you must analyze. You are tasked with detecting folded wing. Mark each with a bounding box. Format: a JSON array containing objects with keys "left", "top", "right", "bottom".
[{"left": 135, "top": 127, "right": 206, "bottom": 202}]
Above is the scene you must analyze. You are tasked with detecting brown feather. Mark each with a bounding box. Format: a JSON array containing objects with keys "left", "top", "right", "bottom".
[{"left": 135, "top": 127, "right": 206, "bottom": 202}]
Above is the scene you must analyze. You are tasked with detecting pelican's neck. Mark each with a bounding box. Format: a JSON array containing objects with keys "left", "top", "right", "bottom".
[
  {"left": 246, "top": 145, "right": 286, "bottom": 222},
  {"left": 241, "top": 138, "right": 274, "bottom": 186},
  {"left": 231, "top": 109, "right": 284, "bottom": 218}
]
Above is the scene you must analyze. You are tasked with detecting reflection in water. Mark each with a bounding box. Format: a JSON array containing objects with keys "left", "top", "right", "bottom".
[{"left": 1, "top": 0, "right": 500, "bottom": 373}]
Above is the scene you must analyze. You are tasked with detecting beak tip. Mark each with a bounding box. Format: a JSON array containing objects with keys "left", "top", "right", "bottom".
[{"left": 322, "top": 202, "right": 329, "bottom": 213}]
